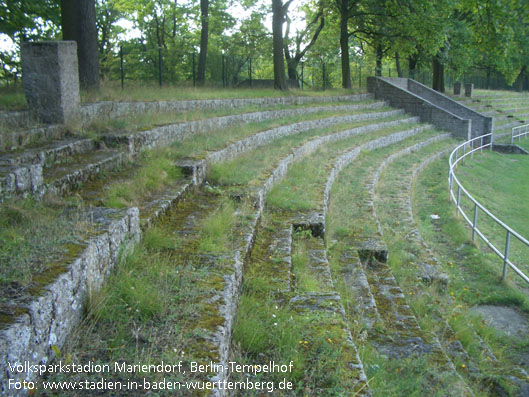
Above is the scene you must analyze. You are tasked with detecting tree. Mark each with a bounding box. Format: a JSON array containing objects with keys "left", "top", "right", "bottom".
[
  {"left": 61, "top": 0, "right": 99, "bottom": 89},
  {"left": 0, "top": 0, "right": 60, "bottom": 84},
  {"left": 283, "top": 3, "right": 325, "bottom": 83},
  {"left": 272, "top": 0, "right": 292, "bottom": 90},
  {"left": 197, "top": 0, "right": 209, "bottom": 85}
]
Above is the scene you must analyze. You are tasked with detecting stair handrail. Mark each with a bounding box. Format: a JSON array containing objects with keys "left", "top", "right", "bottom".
[{"left": 448, "top": 132, "right": 529, "bottom": 283}]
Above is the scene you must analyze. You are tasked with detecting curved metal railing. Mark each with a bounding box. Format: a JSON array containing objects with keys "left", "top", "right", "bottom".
[
  {"left": 512, "top": 124, "right": 529, "bottom": 144},
  {"left": 448, "top": 131, "right": 529, "bottom": 284}
]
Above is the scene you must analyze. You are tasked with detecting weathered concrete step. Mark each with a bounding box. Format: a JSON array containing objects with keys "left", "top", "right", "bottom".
[
  {"left": 1, "top": 148, "right": 127, "bottom": 202},
  {"left": 511, "top": 112, "right": 529, "bottom": 121},
  {"left": 405, "top": 151, "right": 529, "bottom": 393},
  {"left": 0, "top": 163, "right": 42, "bottom": 200},
  {"left": 286, "top": 217, "right": 370, "bottom": 394},
  {"left": 43, "top": 150, "right": 127, "bottom": 197},
  {"left": 0, "top": 124, "right": 66, "bottom": 152},
  {"left": 320, "top": 125, "right": 432, "bottom": 237},
  {"left": 248, "top": 212, "right": 293, "bottom": 294},
  {"left": 0, "top": 94, "right": 375, "bottom": 131},
  {"left": 79, "top": 93, "right": 375, "bottom": 125},
  {"left": 103, "top": 103, "right": 397, "bottom": 156},
  {"left": 158, "top": 190, "right": 258, "bottom": 394},
  {"left": 296, "top": 230, "right": 334, "bottom": 291},
  {"left": 0, "top": 206, "right": 140, "bottom": 388},
  {"left": 497, "top": 106, "right": 529, "bottom": 113},
  {"left": 206, "top": 110, "right": 411, "bottom": 165},
  {"left": 338, "top": 249, "right": 382, "bottom": 330},
  {"left": 0, "top": 137, "right": 95, "bottom": 166}
]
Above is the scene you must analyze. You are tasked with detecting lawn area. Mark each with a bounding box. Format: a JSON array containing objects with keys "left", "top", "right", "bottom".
[{"left": 456, "top": 150, "right": 529, "bottom": 238}]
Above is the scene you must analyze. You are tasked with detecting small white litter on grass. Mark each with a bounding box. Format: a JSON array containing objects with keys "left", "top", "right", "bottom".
[{"left": 430, "top": 214, "right": 440, "bottom": 220}]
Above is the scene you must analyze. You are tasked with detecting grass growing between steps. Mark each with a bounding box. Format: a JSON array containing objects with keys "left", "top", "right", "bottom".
[
  {"left": 359, "top": 343, "right": 456, "bottom": 397},
  {"left": 168, "top": 106, "right": 395, "bottom": 160},
  {"left": 101, "top": 148, "right": 183, "bottom": 208},
  {"left": 84, "top": 102, "right": 384, "bottom": 139},
  {"left": 456, "top": 150, "right": 529, "bottom": 273},
  {"left": 208, "top": 119, "right": 419, "bottom": 187},
  {"left": 84, "top": 100, "right": 377, "bottom": 136},
  {"left": 0, "top": 195, "right": 93, "bottom": 288},
  {"left": 230, "top": 213, "right": 368, "bottom": 396},
  {"left": 325, "top": 136, "right": 470, "bottom": 395},
  {"left": 268, "top": 127, "right": 437, "bottom": 213},
  {"left": 51, "top": 191, "right": 244, "bottom": 391},
  {"left": 372, "top": 139, "right": 508, "bottom": 395},
  {"left": 81, "top": 83, "right": 363, "bottom": 104},
  {"left": 413, "top": 156, "right": 529, "bottom": 393}
]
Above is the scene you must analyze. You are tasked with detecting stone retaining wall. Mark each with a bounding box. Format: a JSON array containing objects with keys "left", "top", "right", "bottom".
[
  {"left": 367, "top": 77, "right": 472, "bottom": 140},
  {"left": 407, "top": 79, "right": 493, "bottom": 138},
  {"left": 102, "top": 102, "right": 386, "bottom": 156},
  {"left": 0, "top": 94, "right": 372, "bottom": 130},
  {"left": 0, "top": 208, "right": 140, "bottom": 392}
]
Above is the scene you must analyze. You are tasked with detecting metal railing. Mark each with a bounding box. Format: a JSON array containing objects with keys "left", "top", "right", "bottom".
[
  {"left": 448, "top": 131, "right": 529, "bottom": 284},
  {"left": 511, "top": 123, "right": 529, "bottom": 144}
]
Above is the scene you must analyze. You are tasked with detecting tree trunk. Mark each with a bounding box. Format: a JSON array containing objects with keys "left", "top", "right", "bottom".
[
  {"left": 408, "top": 54, "right": 418, "bottom": 80},
  {"left": 395, "top": 52, "right": 402, "bottom": 77},
  {"left": 514, "top": 66, "right": 526, "bottom": 92},
  {"left": 375, "top": 43, "right": 383, "bottom": 77},
  {"left": 197, "top": 0, "right": 209, "bottom": 86},
  {"left": 339, "top": 0, "right": 351, "bottom": 88},
  {"left": 61, "top": 0, "right": 99, "bottom": 89},
  {"left": 286, "top": 59, "right": 297, "bottom": 81},
  {"left": 272, "top": 0, "right": 288, "bottom": 90},
  {"left": 432, "top": 55, "right": 445, "bottom": 92}
]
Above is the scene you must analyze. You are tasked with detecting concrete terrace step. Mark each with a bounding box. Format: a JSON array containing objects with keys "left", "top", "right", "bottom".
[
  {"left": 405, "top": 151, "right": 529, "bottom": 394},
  {"left": 371, "top": 142, "right": 489, "bottom": 381},
  {"left": 0, "top": 137, "right": 96, "bottom": 166},
  {"left": 233, "top": 209, "right": 371, "bottom": 395},
  {"left": 0, "top": 94, "right": 375, "bottom": 130},
  {"left": 42, "top": 149, "right": 127, "bottom": 197},
  {"left": 102, "top": 102, "right": 392, "bottom": 155},
  {"left": 0, "top": 124, "right": 66, "bottom": 152},
  {"left": 205, "top": 110, "right": 408, "bottom": 165},
  {"left": 80, "top": 93, "right": 374, "bottom": 125},
  {"left": 323, "top": 133, "right": 472, "bottom": 394}
]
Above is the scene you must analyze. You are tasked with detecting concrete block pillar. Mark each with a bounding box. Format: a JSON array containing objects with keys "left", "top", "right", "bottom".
[
  {"left": 453, "top": 82, "right": 461, "bottom": 96},
  {"left": 464, "top": 83, "right": 474, "bottom": 98},
  {"left": 21, "top": 41, "right": 80, "bottom": 125}
]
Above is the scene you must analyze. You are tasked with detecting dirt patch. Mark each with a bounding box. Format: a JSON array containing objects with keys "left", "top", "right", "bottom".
[{"left": 470, "top": 305, "right": 529, "bottom": 338}]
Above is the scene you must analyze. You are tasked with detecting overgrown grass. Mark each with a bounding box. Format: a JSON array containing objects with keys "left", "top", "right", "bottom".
[
  {"left": 0, "top": 86, "right": 26, "bottom": 110},
  {"left": 268, "top": 125, "right": 436, "bottom": 212},
  {"left": 208, "top": 116, "right": 411, "bottom": 187},
  {"left": 52, "top": 192, "right": 242, "bottom": 389},
  {"left": 81, "top": 82, "right": 363, "bottom": 103},
  {"left": 196, "top": 198, "right": 235, "bottom": 252},
  {"left": 167, "top": 107, "right": 383, "bottom": 161},
  {"left": 0, "top": 196, "right": 92, "bottom": 288},
  {"left": 325, "top": 136, "right": 480, "bottom": 395},
  {"left": 230, "top": 212, "right": 368, "bottom": 395},
  {"left": 85, "top": 99, "right": 378, "bottom": 137},
  {"left": 413, "top": 155, "right": 529, "bottom": 390},
  {"left": 102, "top": 148, "right": 183, "bottom": 208}
]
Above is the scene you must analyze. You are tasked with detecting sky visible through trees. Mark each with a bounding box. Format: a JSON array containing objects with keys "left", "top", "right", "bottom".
[{"left": 0, "top": 0, "right": 528, "bottom": 91}]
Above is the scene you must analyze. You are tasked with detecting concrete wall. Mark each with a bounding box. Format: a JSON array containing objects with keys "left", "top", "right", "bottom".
[
  {"left": 407, "top": 79, "right": 492, "bottom": 138},
  {"left": 367, "top": 77, "right": 471, "bottom": 140}
]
